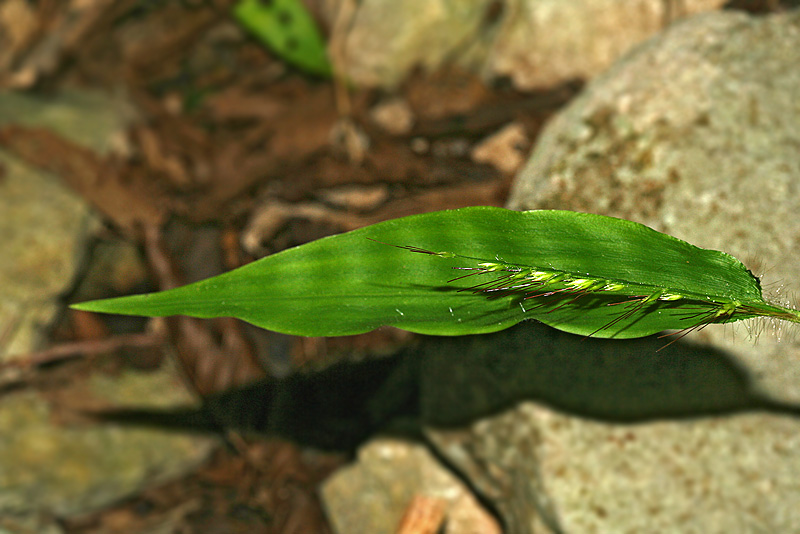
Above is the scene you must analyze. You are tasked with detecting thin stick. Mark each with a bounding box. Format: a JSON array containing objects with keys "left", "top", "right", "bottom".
[{"left": 4, "top": 332, "right": 163, "bottom": 369}]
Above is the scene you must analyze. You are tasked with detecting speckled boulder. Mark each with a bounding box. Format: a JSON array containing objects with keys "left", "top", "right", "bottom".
[
  {"left": 0, "top": 90, "right": 131, "bottom": 361},
  {"left": 418, "top": 322, "right": 800, "bottom": 533},
  {"left": 509, "top": 9, "right": 800, "bottom": 403},
  {"left": 480, "top": 9, "right": 800, "bottom": 533}
]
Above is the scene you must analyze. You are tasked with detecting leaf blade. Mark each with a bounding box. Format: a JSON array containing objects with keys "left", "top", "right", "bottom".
[{"left": 73, "top": 207, "right": 799, "bottom": 339}]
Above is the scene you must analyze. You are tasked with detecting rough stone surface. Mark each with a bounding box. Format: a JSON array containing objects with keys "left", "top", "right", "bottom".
[
  {"left": 321, "top": 439, "right": 500, "bottom": 534},
  {"left": 413, "top": 321, "right": 800, "bottom": 532},
  {"left": 0, "top": 89, "right": 133, "bottom": 361},
  {"left": 509, "top": 9, "right": 800, "bottom": 404},
  {"left": 472, "top": 9, "right": 800, "bottom": 532},
  {"left": 0, "top": 517, "right": 63, "bottom": 534},
  {"left": 325, "top": 0, "right": 725, "bottom": 89},
  {"left": 428, "top": 402, "right": 800, "bottom": 534},
  {"left": 328, "top": 0, "right": 495, "bottom": 88},
  {"left": 486, "top": 0, "right": 725, "bottom": 89},
  {"left": 0, "top": 359, "right": 215, "bottom": 525}
]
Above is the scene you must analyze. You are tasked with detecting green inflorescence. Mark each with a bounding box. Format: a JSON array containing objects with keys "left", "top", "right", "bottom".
[{"left": 394, "top": 245, "right": 800, "bottom": 348}]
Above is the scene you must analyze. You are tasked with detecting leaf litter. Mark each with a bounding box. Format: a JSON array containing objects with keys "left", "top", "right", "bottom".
[{"left": 0, "top": 1, "right": 582, "bottom": 532}]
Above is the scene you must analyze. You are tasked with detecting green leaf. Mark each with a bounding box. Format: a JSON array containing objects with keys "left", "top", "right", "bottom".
[
  {"left": 233, "top": 0, "right": 331, "bottom": 77},
  {"left": 72, "top": 207, "right": 800, "bottom": 340}
]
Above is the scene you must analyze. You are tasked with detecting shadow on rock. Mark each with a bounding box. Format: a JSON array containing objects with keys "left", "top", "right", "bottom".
[
  {"left": 417, "top": 322, "right": 800, "bottom": 427},
  {"left": 93, "top": 322, "right": 800, "bottom": 451}
]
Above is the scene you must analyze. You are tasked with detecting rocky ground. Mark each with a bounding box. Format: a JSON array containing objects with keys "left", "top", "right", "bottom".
[{"left": 1, "top": 1, "right": 798, "bottom": 533}]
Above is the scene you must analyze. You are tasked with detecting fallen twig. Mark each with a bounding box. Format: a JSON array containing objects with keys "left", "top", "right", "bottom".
[{"left": 4, "top": 331, "right": 164, "bottom": 370}]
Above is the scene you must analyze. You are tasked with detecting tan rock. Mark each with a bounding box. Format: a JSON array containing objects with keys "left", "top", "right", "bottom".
[{"left": 322, "top": 439, "right": 501, "bottom": 534}]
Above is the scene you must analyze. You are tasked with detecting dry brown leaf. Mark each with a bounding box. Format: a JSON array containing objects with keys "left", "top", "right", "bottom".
[
  {"left": 133, "top": 125, "right": 192, "bottom": 189},
  {"left": 0, "top": 125, "right": 165, "bottom": 235},
  {"left": 123, "top": 6, "right": 221, "bottom": 83}
]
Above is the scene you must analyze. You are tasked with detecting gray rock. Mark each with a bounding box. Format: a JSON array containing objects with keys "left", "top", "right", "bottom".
[
  {"left": 0, "top": 89, "right": 133, "bottom": 361},
  {"left": 470, "top": 9, "right": 800, "bottom": 533},
  {"left": 429, "top": 402, "right": 800, "bottom": 534},
  {"left": 416, "top": 323, "right": 800, "bottom": 532},
  {"left": 0, "top": 516, "right": 63, "bottom": 534},
  {"left": 329, "top": 0, "right": 496, "bottom": 88},
  {"left": 426, "top": 404, "right": 557, "bottom": 534},
  {"left": 0, "top": 153, "right": 90, "bottom": 360},
  {"left": 0, "top": 359, "right": 215, "bottom": 523},
  {"left": 485, "top": 0, "right": 726, "bottom": 90},
  {"left": 325, "top": 0, "right": 724, "bottom": 89},
  {"left": 509, "top": 9, "right": 800, "bottom": 404},
  {"left": 0, "top": 90, "right": 215, "bottom": 527},
  {"left": 321, "top": 439, "right": 500, "bottom": 534}
]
